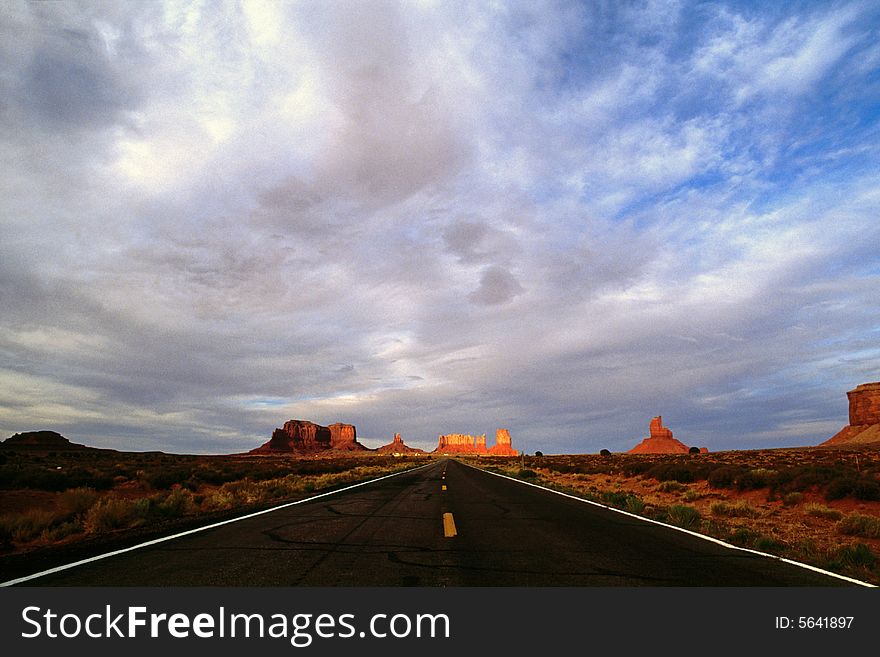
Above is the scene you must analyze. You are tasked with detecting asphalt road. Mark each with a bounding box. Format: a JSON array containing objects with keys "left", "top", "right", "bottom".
[{"left": 10, "top": 459, "right": 856, "bottom": 586}]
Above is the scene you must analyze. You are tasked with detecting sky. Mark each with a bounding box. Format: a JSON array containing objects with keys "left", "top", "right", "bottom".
[{"left": 1, "top": 0, "right": 879, "bottom": 455}]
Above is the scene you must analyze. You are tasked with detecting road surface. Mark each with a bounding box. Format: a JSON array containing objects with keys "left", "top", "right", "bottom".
[{"left": 8, "top": 459, "right": 855, "bottom": 586}]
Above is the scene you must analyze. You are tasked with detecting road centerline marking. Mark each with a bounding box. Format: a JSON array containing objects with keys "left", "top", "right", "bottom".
[{"left": 442, "top": 512, "right": 457, "bottom": 538}]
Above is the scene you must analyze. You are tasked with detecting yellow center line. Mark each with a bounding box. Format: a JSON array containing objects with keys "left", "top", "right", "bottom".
[
  {"left": 442, "top": 512, "right": 457, "bottom": 538},
  {"left": 442, "top": 484, "right": 447, "bottom": 491}
]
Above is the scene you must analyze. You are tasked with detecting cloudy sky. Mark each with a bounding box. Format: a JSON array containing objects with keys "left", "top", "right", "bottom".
[{"left": 1, "top": 0, "right": 878, "bottom": 454}]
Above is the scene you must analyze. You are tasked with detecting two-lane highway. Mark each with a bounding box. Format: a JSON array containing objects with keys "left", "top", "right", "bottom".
[{"left": 6, "top": 459, "right": 859, "bottom": 586}]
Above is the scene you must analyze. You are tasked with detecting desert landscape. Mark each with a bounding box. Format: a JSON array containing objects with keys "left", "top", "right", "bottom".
[{"left": 2, "top": 382, "right": 879, "bottom": 585}]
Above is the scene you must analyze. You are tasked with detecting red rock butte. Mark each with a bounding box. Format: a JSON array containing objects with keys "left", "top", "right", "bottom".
[
  {"left": 627, "top": 417, "right": 706, "bottom": 454},
  {"left": 250, "top": 419, "right": 367, "bottom": 454},
  {"left": 376, "top": 432, "right": 425, "bottom": 455},
  {"left": 434, "top": 429, "right": 518, "bottom": 456},
  {"left": 822, "top": 382, "right": 880, "bottom": 446}
]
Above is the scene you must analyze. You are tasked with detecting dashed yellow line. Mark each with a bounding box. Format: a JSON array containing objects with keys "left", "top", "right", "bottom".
[
  {"left": 442, "top": 484, "right": 447, "bottom": 491},
  {"left": 442, "top": 512, "right": 457, "bottom": 538}
]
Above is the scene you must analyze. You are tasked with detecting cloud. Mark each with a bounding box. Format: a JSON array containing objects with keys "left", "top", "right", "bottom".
[{"left": 1, "top": 1, "right": 878, "bottom": 454}]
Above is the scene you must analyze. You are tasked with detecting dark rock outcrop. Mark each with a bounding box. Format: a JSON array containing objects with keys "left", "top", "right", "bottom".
[{"left": 1, "top": 431, "right": 88, "bottom": 450}]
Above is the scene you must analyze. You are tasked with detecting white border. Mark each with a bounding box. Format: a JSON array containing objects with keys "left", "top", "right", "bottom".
[
  {"left": 468, "top": 463, "right": 876, "bottom": 587},
  {"left": 1, "top": 461, "right": 433, "bottom": 587}
]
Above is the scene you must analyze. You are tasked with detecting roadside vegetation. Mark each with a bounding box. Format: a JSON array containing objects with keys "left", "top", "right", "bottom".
[
  {"left": 473, "top": 447, "right": 880, "bottom": 586},
  {"left": 0, "top": 450, "right": 423, "bottom": 556}
]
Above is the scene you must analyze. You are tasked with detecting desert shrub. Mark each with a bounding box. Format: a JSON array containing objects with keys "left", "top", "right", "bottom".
[
  {"left": 142, "top": 467, "right": 196, "bottom": 491},
  {"left": 754, "top": 535, "right": 785, "bottom": 551},
  {"left": 619, "top": 461, "right": 651, "bottom": 477},
  {"left": 838, "top": 513, "right": 880, "bottom": 538},
  {"left": 518, "top": 469, "right": 538, "bottom": 479},
  {"left": 729, "top": 527, "right": 758, "bottom": 546},
  {"left": 782, "top": 492, "right": 803, "bottom": 507},
  {"left": 535, "top": 451, "right": 544, "bottom": 457},
  {"left": 736, "top": 468, "right": 775, "bottom": 491},
  {"left": 666, "top": 505, "right": 701, "bottom": 530},
  {"left": 707, "top": 466, "right": 742, "bottom": 489},
  {"left": 852, "top": 479, "right": 880, "bottom": 501},
  {"left": 624, "top": 495, "right": 645, "bottom": 514},
  {"left": 40, "top": 520, "right": 83, "bottom": 542},
  {"left": 599, "top": 449, "right": 611, "bottom": 456},
  {"left": 688, "top": 446, "right": 701, "bottom": 454},
  {"left": 59, "top": 487, "right": 99, "bottom": 518},
  {"left": 683, "top": 489, "right": 701, "bottom": 502},
  {"left": 84, "top": 496, "right": 148, "bottom": 533},
  {"left": 155, "top": 488, "right": 194, "bottom": 518},
  {"left": 711, "top": 501, "right": 761, "bottom": 518},
  {"left": 658, "top": 481, "right": 687, "bottom": 493},
  {"left": 646, "top": 463, "right": 695, "bottom": 484},
  {"left": 804, "top": 503, "right": 843, "bottom": 521},
  {"left": 833, "top": 543, "right": 876, "bottom": 568},
  {"left": 0, "top": 509, "right": 58, "bottom": 543}
]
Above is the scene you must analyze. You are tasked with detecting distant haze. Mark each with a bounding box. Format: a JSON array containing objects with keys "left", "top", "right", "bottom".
[{"left": 1, "top": 1, "right": 878, "bottom": 454}]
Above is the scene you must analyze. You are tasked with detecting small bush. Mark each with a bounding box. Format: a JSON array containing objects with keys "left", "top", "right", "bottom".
[
  {"left": 518, "top": 469, "right": 538, "bottom": 479},
  {"left": 599, "top": 449, "right": 611, "bottom": 456},
  {"left": 782, "top": 492, "right": 803, "bottom": 507},
  {"left": 646, "top": 463, "right": 695, "bottom": 484},
  {"left": 736, "top": 468, "right": 775, "bottom": 491},
  {"left": 84, "top": 496, "right": 145, "bottom": 533},
  {"left": 0, "top": 509, "right": 58, "bottom": 543},
  {"left": 838, "top": 513, "right": 880, "bottom": 538},
  {"left": 688, "top": 446, "right": 701, "bottom": 454},
  {"left": 658, "top": 481, "right": 687, "bottom": 493},
  {"left": 666, "top": 505, "right": 701, "bottom": 530},
  {"left": 59, "top": 487, "right": 99, "bottom": 518},
  {"left": 711, "top": 501, "right": 761, "bottom": 518},
  {"left": 683, "top": 489, "right": 701, "bottom": 502},
  {"left": 825, "top": 477, "right": 880, "bottom": 502},
  {"left": 707, "top": 466, "right": 742, "bottom": 489},
  {"left": 804, "top": 503, "right": 843, "bottom": 521},
  {"left": 834, "top": 543, "right": 876, "bottom": 568}
]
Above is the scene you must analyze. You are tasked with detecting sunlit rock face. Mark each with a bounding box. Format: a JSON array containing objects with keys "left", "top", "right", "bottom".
[
  {"left": 627, "top": 416, "right": 692, "bottom": 454},
  {"left": 823, "top": 383, "right": 880, "bottom": 446},
  {"left": 434, "top": 429, "right": 518, "bottom": 456},
  {"left": 251, "top": 419, "right": 367, "bottom": 453}
]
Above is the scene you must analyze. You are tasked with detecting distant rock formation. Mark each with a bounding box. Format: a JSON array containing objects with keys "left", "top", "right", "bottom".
[
  {"left": 251, "top": 419, "right": 367, "bottom": 454},
  {"left": 376, "top": 432, "right": 425, "bottom": 455},
  {"left": 328, "top": 423, "right": 363, "bottom": 451},
  {"left": 488, "top": 428, "right": 517, "bottom": 455},
  {"left": 628, "top": 417, "right": 706, "bottom": 454},
  {"left": 1, "top": 431, "right": 90, "bottom": 450},
  {"left": 822, "top": 382, "right": 880, "bottom": 446},
  {"left": 434, "top": 429, "right": 518, "bottom": 456}
]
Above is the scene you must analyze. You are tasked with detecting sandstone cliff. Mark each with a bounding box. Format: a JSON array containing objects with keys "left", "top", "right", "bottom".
[
  {"left": 434, "top": 429, "right": 518, "bottom": 456},
  {"left": 251, "top": 419, "right": 367, "bottom": 454},
  {"left": 822, "top": 382, "right": 880, "bottom": 447}
]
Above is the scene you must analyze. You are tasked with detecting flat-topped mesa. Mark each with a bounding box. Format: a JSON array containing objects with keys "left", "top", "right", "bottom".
[
  {"left": 376, "top": 432, "right": 425, "bottom": 455},
  {"left": 328, "top": 422, "right": 365, "bottom": 451},
  {"left": 628, "top": 416, "right": 703, "bottom": 454},
  {"left": 434, "top": 429, "right": 518, "bottom": 456},
  {"left": 822, "top": 382, "right": 880, "bottom": 446},
  {"left": 488, "top": 428, "right": 518, "bottom": 456},
  {"left": 251, "top": 419, "right": 367, "bottom": 454},
  {"left": 435, "top": 433, "right": 484, "bottom": 453}
]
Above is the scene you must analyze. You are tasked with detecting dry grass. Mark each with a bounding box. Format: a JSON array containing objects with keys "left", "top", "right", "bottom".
[{"left": 0, "top": 451, "right": 423, "bottom": 554}]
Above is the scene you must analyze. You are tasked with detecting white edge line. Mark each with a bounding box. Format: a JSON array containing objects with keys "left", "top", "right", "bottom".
[
  {"left": 469, "top": 463, "right": 876, "bottom": 588},
  {"left": 1, "top": 461, "right": 435, "bottom": 587}
]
